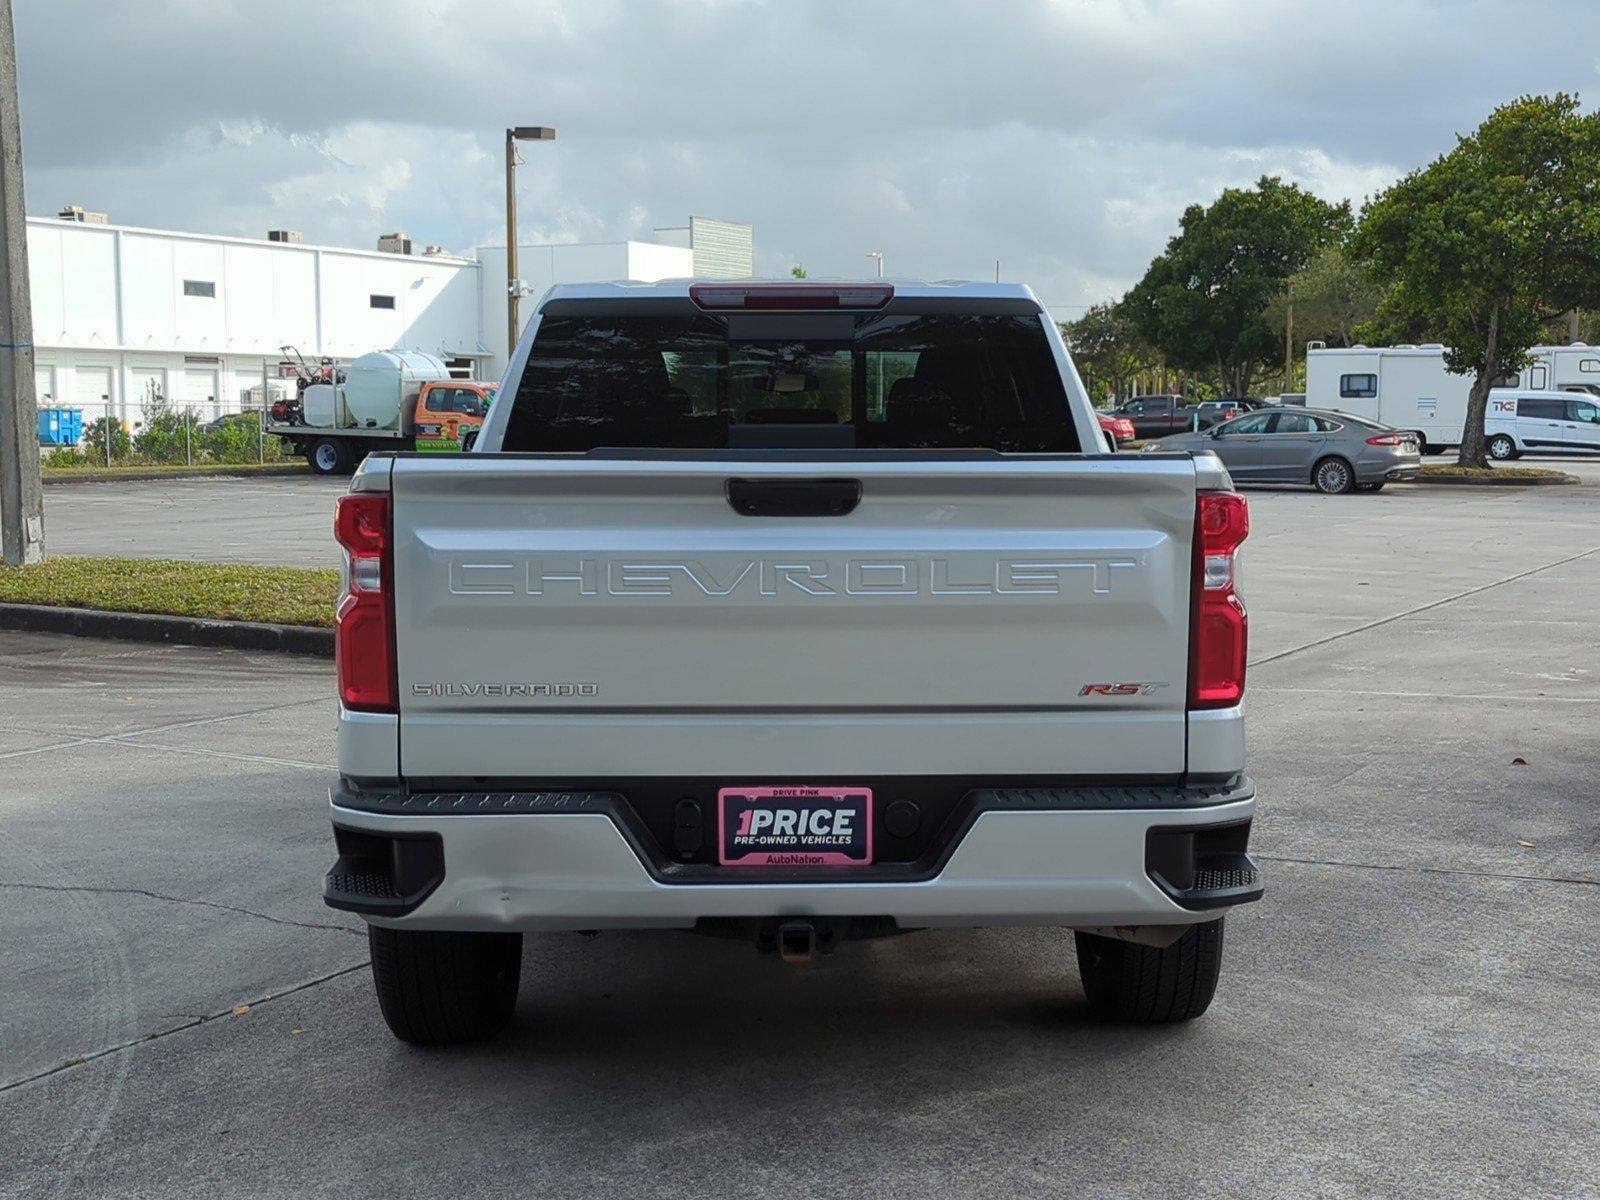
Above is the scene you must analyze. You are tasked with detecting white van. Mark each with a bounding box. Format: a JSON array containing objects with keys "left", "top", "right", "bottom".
[{"left": 1484, "top": 389, "right": 1600, "bottom": 459}]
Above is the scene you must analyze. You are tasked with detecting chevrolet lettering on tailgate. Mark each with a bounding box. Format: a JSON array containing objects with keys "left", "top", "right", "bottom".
[{"left": 446, "top": 556, "right": 1143, "bottom": 599}]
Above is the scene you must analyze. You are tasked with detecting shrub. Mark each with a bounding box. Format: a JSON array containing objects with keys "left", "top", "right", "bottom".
[
  {"left": 198, "top": 414, "right": 289, "bottom": 463},
  {"left": 133, "top": 408, "right": 193, "bottom": 463},
  {"left": 83, "top": 416, "right": 131, "bottom": 461}
]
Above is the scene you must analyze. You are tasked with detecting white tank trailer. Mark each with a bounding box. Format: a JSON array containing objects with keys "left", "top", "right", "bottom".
[{"left": 302, "top": 351, "right": 452, "bottom": 430}]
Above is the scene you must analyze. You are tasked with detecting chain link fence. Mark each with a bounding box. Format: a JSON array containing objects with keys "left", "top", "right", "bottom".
[{"left": 36, "top": 397, "right": 293, "bottom": 470}]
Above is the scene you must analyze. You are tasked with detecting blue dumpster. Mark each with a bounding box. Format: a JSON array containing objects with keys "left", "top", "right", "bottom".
[{"left": 38, "top": 407, "right": 84, "bottom": 447}]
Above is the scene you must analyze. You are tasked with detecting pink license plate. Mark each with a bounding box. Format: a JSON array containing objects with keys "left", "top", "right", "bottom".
[{"left": 718, "top": 786, "right": 873, "bottom": 867}]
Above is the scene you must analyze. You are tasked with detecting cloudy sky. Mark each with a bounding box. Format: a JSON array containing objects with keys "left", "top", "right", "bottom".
[{"left": 13, "top": 0, "right": 1600, "bottom": 314}]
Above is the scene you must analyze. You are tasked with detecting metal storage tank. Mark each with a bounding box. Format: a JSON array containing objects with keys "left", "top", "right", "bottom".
[{"left": 342, "top": 351, "right": 451, "bottom": 429}]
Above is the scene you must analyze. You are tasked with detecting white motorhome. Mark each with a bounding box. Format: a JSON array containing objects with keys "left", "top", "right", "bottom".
[
  {"left": 1306, "top": 343, "right": 1600, "bottom": 450},
  {"left": 1533, "top": 344, "right": 1600, "bottom": 395}
]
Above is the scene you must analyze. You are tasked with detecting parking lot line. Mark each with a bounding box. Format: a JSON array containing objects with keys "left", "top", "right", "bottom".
[
  {"left": 1250, "top": 542, "right": 1600, "bottom": 666},
  {"left": 1254, "top": 854, "right": 1597, "bottom": 889},
  {"left": 0, "top": 693, "right": 329, "bottom": 764},
  {"left": 0, "top": 961, "right": 368, "bottom": 1097},
  {"left": 103, "top": 738, "right": 330, "bottom": 773},
  {"left": 1253, "top": 686, "right": 1600, "bottom": 704}
]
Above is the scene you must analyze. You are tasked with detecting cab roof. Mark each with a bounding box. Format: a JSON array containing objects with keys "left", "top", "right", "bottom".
[{"left": 536, "top": 278, "right": 1045, "bottom": 307}]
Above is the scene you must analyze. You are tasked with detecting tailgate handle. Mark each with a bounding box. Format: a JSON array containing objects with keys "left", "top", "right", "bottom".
[{"left": 726, "top": 477, "right": 862, "bottom": 517}]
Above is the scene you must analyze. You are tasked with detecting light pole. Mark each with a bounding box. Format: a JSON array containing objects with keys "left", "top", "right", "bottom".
[
  {"left": 866, "top": 251, "right": 883, "bottom": 279},
  {"left": 505, "top": 125, "right": 555, "bottom": 364}
]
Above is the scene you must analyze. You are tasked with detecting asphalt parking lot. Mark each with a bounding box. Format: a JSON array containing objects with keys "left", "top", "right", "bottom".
[{"left": 5, "top": 473, "right": 1598, "bottom": 1198}]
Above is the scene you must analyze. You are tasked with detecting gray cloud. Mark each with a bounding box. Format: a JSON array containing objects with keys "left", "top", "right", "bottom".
[{"left": 14, "top": 0, "right": 1600, "bottom": 309}]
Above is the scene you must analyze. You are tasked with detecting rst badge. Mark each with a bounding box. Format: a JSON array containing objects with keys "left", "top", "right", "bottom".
[
  {"left": 718, "top": 787, "right": 872, "bottom": 867},
  {"left": 1079, "top": 682, "right": 1170, "bottom": 696}
]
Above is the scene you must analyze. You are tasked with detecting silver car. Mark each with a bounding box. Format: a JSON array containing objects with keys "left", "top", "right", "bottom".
[{"left": 1144, "top": 407, "right": 1421, "bottom": 493}]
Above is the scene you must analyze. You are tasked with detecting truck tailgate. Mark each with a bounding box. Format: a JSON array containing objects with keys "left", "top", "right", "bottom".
[{"left": 389, "top": 454, "right": 1199, "bottom": 779}]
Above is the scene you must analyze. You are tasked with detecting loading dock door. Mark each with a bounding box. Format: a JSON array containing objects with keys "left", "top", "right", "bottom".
[
  {"left": 179, "top": 370, "right": 219, "bottom": 418},
  {"left": 73, "top": 366, "right": 114, "bottom": 423}
]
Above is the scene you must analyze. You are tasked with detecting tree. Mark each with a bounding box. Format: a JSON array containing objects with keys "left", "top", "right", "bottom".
[
  {"left": 790, "top": 264, "right": 808, "bottom": 279},
  {"left": 1120, "top": 176, "right": 1350, "bottom": 396},
  {"left": 1265, "top": 245, "right": 1383, "bottom": 350},
  {"left": 1060, "top": 303, "right": 1161, "bottom": 403},
  {"left": 1350, "top": 94, "right": 1600, "bottom": 466}
]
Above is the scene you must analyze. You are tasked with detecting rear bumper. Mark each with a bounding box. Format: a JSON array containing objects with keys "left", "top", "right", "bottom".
[
  {"left": 325, "top": 779, "right": 1260, "bottom": 932},
  {"left": 1358, "top": 455, "right": 1421, "bottom": 482}
]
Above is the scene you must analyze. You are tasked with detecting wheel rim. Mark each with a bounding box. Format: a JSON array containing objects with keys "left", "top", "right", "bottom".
[
  {"left": 1318, "top": 460, "right": 1349, "bottom": 491},
  {"left": 1489, "top": 438, "right": 1512, "bottom": 459},
  {"left": 314, "top": 443, "right": 338, "bottom": 471}
]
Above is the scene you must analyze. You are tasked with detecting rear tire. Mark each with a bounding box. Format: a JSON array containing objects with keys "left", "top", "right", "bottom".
[
  {"left": 1074, "top": 919, "right": 1225, "bottom": 1023},
  {"left": 368, "top": 926, "right": 523, "bottom": 1045},
  {"left": 1312, "top": 455, "right": 1355, "bottom": 494},
  {"left": 1487, "top": 434, "right": 1519, "bottom": 461},
  {"left": 308, "top": 437, "right": 350, "bottom": 476}
]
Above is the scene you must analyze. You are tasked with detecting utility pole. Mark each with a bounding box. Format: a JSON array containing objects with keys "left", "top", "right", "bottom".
[
  {"left": 0, "top": 0, "right": 43, "bottom": 565},
  {"left": 867, "top": 251, "right": 883, "bottom": 278},
  {"left": 504, "top": 125, "right": 555, "bottom": 367},
  {"left": 1283, "top": 294, "right": 1294, "bottom": 395}
]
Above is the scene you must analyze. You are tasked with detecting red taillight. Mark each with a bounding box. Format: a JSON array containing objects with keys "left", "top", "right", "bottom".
[
  {"left": 334, "top": 493, "right": 396, "bottom": 712},
  {"left": 1366, "top": 433, "right": 1405, "bottom": 446},
  {"left": 689, "top": 283, "right": 893, "bottom": 310},
  {"left": 1189, "top": 490, "right": 1249, "bottom": 709}
]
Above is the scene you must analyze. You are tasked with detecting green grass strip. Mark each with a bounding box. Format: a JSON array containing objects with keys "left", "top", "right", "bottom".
[
  {"left": 1420, "top": 463, "right": 1570, "bottom": 479},
  {"left": 0, "top": 557, "right": 338, "bottom": 628}
]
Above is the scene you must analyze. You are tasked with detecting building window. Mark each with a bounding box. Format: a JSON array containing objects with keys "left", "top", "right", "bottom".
[
  {"left": 1339, "top": 373, "right": 1378, "bottom": 398},
  {"left": 183, "top": 280, "right": 216, "bottom": 298},
  {"left": 370, "top": 294, "right": 396, "bottom": 310}
]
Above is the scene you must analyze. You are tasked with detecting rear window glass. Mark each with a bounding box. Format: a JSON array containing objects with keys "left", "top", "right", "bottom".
[{"left": 502, "top": 310, "right": 1077, "bottom": 452}]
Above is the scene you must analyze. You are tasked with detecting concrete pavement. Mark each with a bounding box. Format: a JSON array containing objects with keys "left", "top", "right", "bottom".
[
  {"left": 43, "top": 473, "right": 348, "bottom": 567},
  {"left": 3, "top": 475, "right": 1598, "bottom": 1198}
]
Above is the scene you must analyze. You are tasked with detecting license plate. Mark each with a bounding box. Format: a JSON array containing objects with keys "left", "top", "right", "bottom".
[{"left": 718, "top": 786, "right": 873, "bottom": 867}]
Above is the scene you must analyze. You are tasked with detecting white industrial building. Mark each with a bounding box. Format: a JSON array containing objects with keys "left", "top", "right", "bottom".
[{"left": 26, "top": 208, "right": 752, "bottom": 424}]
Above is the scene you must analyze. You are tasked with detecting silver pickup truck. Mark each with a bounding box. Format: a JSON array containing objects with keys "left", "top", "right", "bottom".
[{"left": 324, "top": 281, "right": 1261, "bottom": 1044}]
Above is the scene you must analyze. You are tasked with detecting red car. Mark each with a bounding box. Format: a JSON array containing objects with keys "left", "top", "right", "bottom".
[{"left": 1098, "top": 412, "right": 1137, "bottom": 445}]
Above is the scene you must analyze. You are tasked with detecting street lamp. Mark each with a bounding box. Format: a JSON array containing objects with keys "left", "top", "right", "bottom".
[
  {"left": 866, "top": 251, "right": 884, "bottom": 279},
  {"left": 505, "top": 125, "right": 556, "bottom": 362}
]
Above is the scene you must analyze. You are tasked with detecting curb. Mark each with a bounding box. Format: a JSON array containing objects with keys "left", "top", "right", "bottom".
[
  {"left": 42, "top": 465, "right": 312, "bottom": 485},
  {"left": 0, "top": 602, "right": 332, "bottom": 656},
  {"left": 1416, "top": 472, "right": 1580, "bottom": 487}
]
